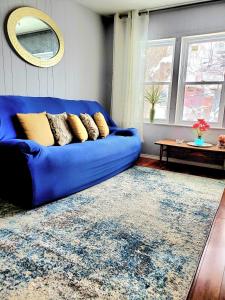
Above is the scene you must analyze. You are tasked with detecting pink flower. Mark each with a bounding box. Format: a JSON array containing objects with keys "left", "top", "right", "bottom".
[
  {"left": 192, "top": 122, "right": 200, "bottom": 129},
  {"left": 192, "top": 119, "right": 210, "bottom": 137}
]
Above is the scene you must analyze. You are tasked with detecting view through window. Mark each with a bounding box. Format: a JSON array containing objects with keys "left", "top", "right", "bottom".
[
  {"left": 144, "top": 39, "right": 175, "bottom": 122},
  {"left": 176, "top": 33, "right": 225, "bottom": 127}
]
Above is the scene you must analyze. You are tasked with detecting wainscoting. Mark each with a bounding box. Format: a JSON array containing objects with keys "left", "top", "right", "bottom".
[{"left": 0, "top": 0, "right": 106, "bottom": 103}]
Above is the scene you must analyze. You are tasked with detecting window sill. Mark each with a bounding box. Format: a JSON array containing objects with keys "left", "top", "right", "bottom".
[{"left": 143, "top": 120, "right": 225, "bottom": 130}]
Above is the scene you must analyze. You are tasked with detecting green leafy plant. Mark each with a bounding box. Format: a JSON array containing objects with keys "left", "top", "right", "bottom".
[{"left": 144, "top": 85, "right": 161, "bottom": 122}]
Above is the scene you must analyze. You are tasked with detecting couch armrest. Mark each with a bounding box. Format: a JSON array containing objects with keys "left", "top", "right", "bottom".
[
  {"left": 109, "top": 126, "right": 118, "bottom": 133},
  {"left": 0, "top": 139, "right": 43, "bottom": 155},
  {"left": 109, "top": 127, "right": 139, "bottom": 137}
]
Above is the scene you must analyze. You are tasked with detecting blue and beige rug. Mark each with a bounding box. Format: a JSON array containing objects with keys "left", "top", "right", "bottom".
[{"left": 0, "top": 166, "right": 224, "bottom": 300}]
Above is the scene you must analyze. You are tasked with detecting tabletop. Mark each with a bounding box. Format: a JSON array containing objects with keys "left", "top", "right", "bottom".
[{"left": 155, "top": 139, "right": 225, "bottom": 153}]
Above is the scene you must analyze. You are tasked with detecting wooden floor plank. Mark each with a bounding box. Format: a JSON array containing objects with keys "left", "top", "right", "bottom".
[
  {"left": 136, "top": 157, "right": 225, "bottom": 300},
  {"left": 219, "top": 267, "right": 225, "bottom": 300},
  {"left": 188, "top": 219, "right": 225, "bottom": 299},
  {"left": 187, "top": 192, "right": 225, "bottom": 300}
]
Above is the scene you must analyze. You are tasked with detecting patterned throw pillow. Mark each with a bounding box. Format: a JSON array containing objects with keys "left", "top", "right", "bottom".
[
  {"left": 93, "top": 112, "right": 109, "bottom": 138},
  {"left": 67, "top": 114, "right": 88, "bottom": 142},
  {"left": 80, "top": 113, "right": 99, "bottom": 140},
  {"left": 46, "top": 113, "right": 73, "bottom": 146}
]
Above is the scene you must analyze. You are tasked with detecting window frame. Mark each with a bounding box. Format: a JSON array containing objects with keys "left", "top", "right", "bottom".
[
  {"left": 175, "top": 32, "right": 225, "bottom": 128},
  {"left": 144, "top": 38, "right": 176, "bottom": 124}
]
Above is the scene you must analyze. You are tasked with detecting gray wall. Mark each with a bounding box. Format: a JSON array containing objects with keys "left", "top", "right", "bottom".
[
  {"left": 0, "top": 0, "right": 106, "bottom": 105},
  {"left": 144, "top": 1, "right": 225, "bottom": 156},
  {"left": 104, "top": 1, "right": 225, "bottom": 156},
  {"left": 102, "top": 17, "right": 114, "bottom": 112}
]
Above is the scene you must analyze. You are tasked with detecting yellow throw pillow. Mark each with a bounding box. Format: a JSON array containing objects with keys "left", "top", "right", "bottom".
[
  {"left": 67, "top": 114, "right": 88, "bottom": 142},
  {"left": 17, "top": 112, "right": 55, "bottom": 146},
  {"left": 93, "top": 112, "right": 109, "bottom": 138}
]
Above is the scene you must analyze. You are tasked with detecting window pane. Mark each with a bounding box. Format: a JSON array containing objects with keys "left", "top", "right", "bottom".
[
  {"left": 186, "top": 40, "right": 225, "bottom": 82},
  {"left": 145, "top": 43, "right": 174, "bottom": 82},
  {"left": 182, "top": 84, "right": 222, "bottom": 122},
  {"left": 144, "top": 85, "right": 169, "bottom": 120}
]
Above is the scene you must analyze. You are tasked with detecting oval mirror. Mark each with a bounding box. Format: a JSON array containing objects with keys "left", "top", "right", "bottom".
[{"left": 6, "top": 7, "right": 64, "bottom": 67}]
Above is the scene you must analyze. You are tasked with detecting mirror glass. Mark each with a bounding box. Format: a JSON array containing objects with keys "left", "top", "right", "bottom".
[{"left": 15, "top": 16, "right": 59, "bottom": 60}]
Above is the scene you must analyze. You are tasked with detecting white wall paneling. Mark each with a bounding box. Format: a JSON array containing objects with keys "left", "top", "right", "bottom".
[{"left": 0, "top": 0, "right": 106, "bottom": 105}]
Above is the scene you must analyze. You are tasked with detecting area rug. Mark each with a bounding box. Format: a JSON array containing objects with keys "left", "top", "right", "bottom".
[{"left": 0, "top": 166, "right": 224, "bottom": 300}]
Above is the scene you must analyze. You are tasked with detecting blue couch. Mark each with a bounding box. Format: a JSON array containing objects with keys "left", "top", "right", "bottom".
[{"left": 0, "top": 96, "right": 141, "bottom": 208}]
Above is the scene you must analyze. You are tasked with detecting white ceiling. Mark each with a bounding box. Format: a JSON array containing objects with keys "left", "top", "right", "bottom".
[
  {"left": 76, "top": 0, "right": 216, "bottom": 15},
  {"left": 16, "top": 17, "right": 49, "bottom": 35}
]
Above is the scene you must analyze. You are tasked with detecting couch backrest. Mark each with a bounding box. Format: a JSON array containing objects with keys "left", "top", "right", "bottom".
[{"left": 0, "top": 96, "right": 116, "bottom": 141}]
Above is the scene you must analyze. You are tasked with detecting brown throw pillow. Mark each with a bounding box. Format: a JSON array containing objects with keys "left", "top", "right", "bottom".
[
  {"left": 80, "top": 113, "right": 99, "bottom": 140},
  {"left": 67, "top": 114, "right": 88, "bottom": 142},
  {"left": 16, "top": 112, "right": 54, "bottom": 146},
  {"left": 93, "top": 112, "right": 109, "bottom": 138},
  {"left": 46, "top": 113, "right": 73, "bottom": 146}
]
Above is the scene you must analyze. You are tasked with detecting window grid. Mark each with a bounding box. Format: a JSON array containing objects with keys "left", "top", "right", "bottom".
[
  {"left": 176, "top": 33, "right": 225, "bottom": 128},
  {"left": 144, "top": 38, "right": 176, "bottom": 123}
]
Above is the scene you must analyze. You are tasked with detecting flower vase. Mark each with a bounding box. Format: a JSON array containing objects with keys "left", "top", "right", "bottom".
[
  {"left": 150, "top": 105, "right": 155, "bottom": 123},
  {"left": 194, "top": 136, "right": 204, "bottom": 146}
]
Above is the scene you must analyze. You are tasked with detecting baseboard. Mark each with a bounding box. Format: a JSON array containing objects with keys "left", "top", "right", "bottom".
[{"left": 140, "top": 153, "right": 224, "bottom": 170}]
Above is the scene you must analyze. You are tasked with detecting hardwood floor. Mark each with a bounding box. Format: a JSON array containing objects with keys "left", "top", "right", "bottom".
[
  {"left": 136, "top": 156, "right": 225, "bottom": 179},
  {"left": 136, "top": 157, "right": 225, "bottom": 300},
  {"left": 187, "top": 190, "right": 225, "bottom": 300}
]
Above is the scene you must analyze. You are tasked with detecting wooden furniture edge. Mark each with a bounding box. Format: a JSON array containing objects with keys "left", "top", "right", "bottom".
[
  {"left": 155, "top": 140, "right": 225, "bottom": 153},
  {"left": 187, "top": 189, "right": 225, "bottom": 300}
]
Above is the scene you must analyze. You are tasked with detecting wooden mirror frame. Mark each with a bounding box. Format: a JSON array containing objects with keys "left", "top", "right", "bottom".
[{"left": 6, "top": 7, "right": 64, "bottom": 68}]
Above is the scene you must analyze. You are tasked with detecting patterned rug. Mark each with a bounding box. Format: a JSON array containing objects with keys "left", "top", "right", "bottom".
[{"left": 0, "top": 166, "right": 224, "bottom": 300}]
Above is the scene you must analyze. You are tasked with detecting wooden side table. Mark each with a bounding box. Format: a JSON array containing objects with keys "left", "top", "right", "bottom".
[{"left": 155, "top": 139, "right": 225, "bottom": 170}]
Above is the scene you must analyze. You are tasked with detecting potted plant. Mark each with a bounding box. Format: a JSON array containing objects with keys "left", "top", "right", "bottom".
[
  {"left": 192, "top": 119, "right": 210, "bottom": 146},
  {"left": 144, "top": 85, "right": 161, "bottom": 123}
]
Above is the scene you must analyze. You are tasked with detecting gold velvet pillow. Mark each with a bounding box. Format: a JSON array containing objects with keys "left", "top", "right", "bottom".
[
  {"left": 67, "top": 114, "right": 88, "bottom": 142},
  {"left": 93, "top": 112, "right": 109, "bottom": 138},
  {"left": 17, "top": 112, "right": 54, "bottom": 146}
]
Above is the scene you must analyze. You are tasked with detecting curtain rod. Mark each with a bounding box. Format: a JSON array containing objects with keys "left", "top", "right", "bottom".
[{"left": 119, "top": 0, "right": 223, "bottom": 19}]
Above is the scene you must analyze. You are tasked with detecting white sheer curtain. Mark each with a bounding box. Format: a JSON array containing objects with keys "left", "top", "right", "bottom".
[{"left": 111, "top": 10, "right": 149, "bottom": 139}]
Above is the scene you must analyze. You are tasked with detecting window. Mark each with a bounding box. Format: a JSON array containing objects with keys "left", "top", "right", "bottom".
[
  {"left": 144, "top": 38, "right": 175, "bottom": 122},
  {"left": 176, "top": 33, "right": 225, "bottom": 127}
]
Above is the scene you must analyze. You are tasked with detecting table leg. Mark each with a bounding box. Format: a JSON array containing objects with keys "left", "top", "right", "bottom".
[
  {"left": 159, "top": 145, "right": 163, "bottom": 165},
  {"left": 166, "top": 146, "right": 169, "bottom": 166}
]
